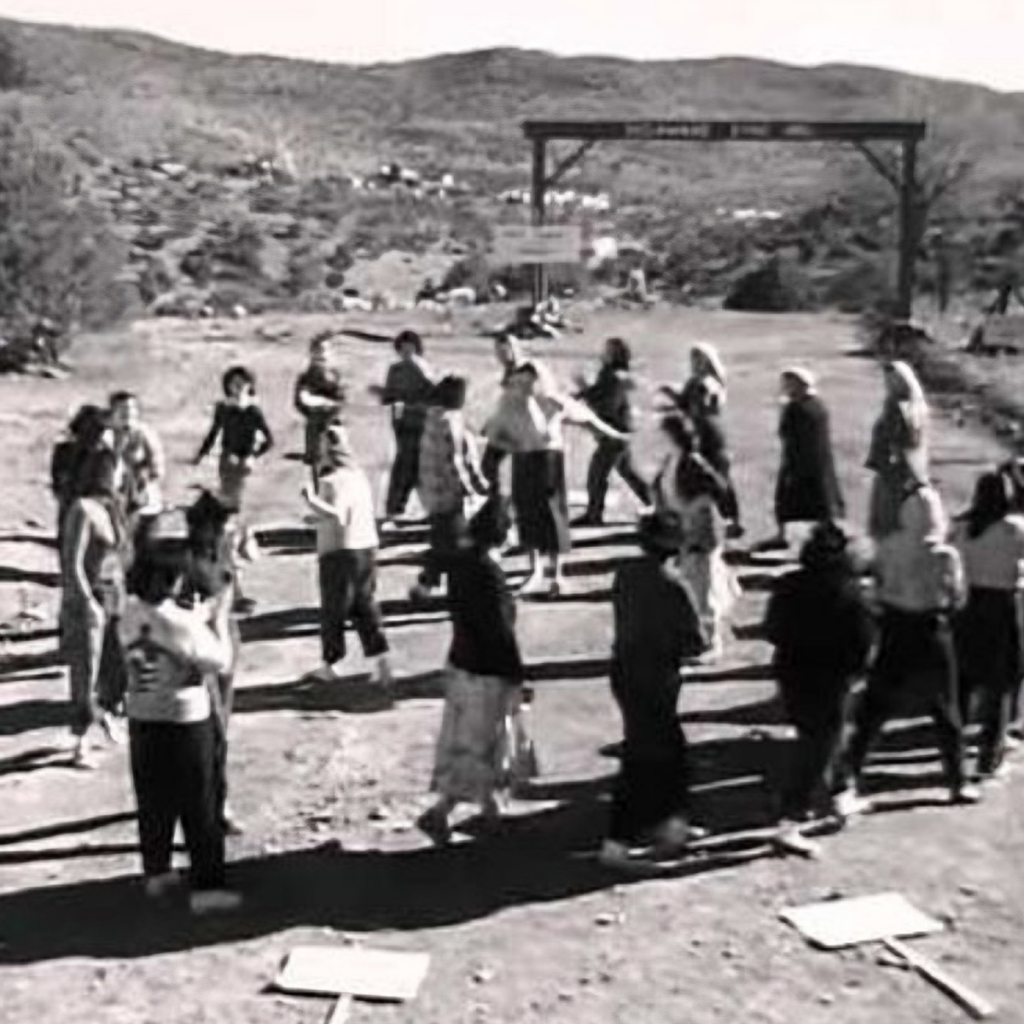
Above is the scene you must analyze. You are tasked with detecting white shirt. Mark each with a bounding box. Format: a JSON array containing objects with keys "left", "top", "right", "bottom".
[
  {"left": 954, "top": 514, "right": 1024, "bottom": 591},
  {"left": 315, "top": 465, "right": 379, "bottom": 553}
]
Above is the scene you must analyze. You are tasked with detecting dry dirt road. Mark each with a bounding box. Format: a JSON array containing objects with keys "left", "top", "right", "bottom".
[{"left": 0, "top": 308, "right": 1022, "bottom": 1024}]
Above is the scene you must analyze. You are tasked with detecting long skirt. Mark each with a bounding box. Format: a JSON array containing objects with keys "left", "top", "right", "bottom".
[
  {"left": 677, "top": 547, "right": 739, "bottom": 649},
  {"left": 431, "top": 667, "right": 538, "bottom": 804},
  {"left": 511, "top": 449, "right": 570, "bottom": 555}
]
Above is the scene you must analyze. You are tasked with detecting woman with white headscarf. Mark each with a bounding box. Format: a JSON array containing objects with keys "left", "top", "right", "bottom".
[{"left": 866, "top": 361, "right": 930, "bottom": 540}]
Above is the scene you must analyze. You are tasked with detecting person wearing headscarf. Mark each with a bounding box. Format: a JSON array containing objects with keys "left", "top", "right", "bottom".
[
  {"left": 119, "top": 511, "right": 241, "bottom": 914},
  {"left": 488, "top": 361, "right": 627, "bottom": 596},
  {"left": 60, "top": 448, "right": 131, "bottom": 768},
  {"left": 599, "top": 510, "right": 708, "bottom": 870},
  {"left": 418, "top": 498, "right": 536, "bottom": 846},
  {"left": 765, "top": 522, "right": 875, "bottom": 855},
  {"left": 480, "top": 333, "right": 526, "bottom": 494},
  {"left": 952, "top": 472, "right": 1024, "bottom": 782},
  {"left": 835, "top": 480, "right": 980, "bottom": 815},
  {"left": 866, "top": 361, "right": 930, "bottom": 540},
  {"left": 762, "top": 368, "right": 845, "bottom": 551},
  {"left": 573, "top": 337, "right": 650, "bottom": 526},
  {"left": 652, "top": 412, "right": 740, "bottom": 660},
  {"left": 411, "top": 374, "right": 488, "bottom": 601},
  {"left": 300, "top": 425, "right": 393, "bottom": 692},
  {"left": 374, "top": 329, "right": 436, "bottom": 522}
]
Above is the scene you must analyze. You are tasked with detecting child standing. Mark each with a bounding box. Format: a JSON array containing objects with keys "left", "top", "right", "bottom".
[
  {"left": 301, "top": 425, "right": 393, "bottom": 690},
  {"left": 294, "top": 333, "right": 346, "bottom": 491}
]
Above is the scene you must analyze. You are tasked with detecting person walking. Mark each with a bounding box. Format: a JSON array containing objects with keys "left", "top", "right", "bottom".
[
  {"left": 294, "top": 333, "right": 346, "bottom": 491},
  {"left": 835, "top": 481, "right": 980, "bottom": 815},
  {"left": 417, "top": 498, "right": 536, "bottom": 846},
  {"left": 600, "top": 511, "right": 708, "bottom": 870},
  {"left": 300, "top": 425, "right": 393, "bottom": 690},
  {"left": 762, "top": 368, "right": 844, "bottom": 551},
  {"left": 764, "top": 523, "right": 875, "bottom": 855},
  {"left": 120, "top": 510, "right": 241, "bottom": 914},
  {"left": 573, "top": 337, "right": 650, "bottom": 526},
  {"left": 952, "top": 472, "right": 1024, "bottom": 782}
]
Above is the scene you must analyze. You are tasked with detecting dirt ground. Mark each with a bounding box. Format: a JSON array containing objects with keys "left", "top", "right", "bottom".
[{"left": 1, "top": 307, "right": 1022, "bottom": 1024}]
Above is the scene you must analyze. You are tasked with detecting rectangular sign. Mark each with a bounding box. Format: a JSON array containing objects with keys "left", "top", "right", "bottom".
[
  {"left": 492, "top": 224, "right": 582, "bottom": 265},
  {"left": 523, "top": 120, "right": 926, "bottom": 143}
]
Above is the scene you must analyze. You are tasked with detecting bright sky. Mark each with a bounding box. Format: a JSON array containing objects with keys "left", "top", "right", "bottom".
[{"left": 3, "top": 0, "right": 1024, "bottom": 92}]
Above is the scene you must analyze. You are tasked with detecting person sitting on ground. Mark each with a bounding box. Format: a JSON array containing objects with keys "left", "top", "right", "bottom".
[
  {"left": 110, "top": 391, "right": 166, "bottom": 516},
  {"left": 952, "top": 471, "right": 1024, "bottom": 783},
  {"left": 411, "top": 375, "right": 488, "bottom": 602},
  {"left": 418, "top": 496, "right": 535, "bottom": 846},
  {"left": 300, "top": 425, "right": 393, "bottom": 691},
  {"left": 600, "top": 510, "right": 708, "bottom": 870},
  {"left": 120, "top": 509, "right": 241, "bottom": 915},
  {"left": 764, "top": 522, "right": 875, "bottom": 856},
  {"left": 294, "top": 333, "right": 346, "bottom": 491}
]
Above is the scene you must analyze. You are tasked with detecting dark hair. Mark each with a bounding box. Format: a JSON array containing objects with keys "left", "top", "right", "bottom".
[
  {"left": 605, "top": 337, "right": 631, "bottom": 371},
  {"left": 660, "top": 411, "right": 697, "bottom": 454},
  {"left": 965, "top": 471, "right": 1012, "bottom": 539},
  {"left": 68, "top": 404, "right": 110, "bottom": 443},
  {"left": 394, "top": 329, "right": 424, "bottom": 355},
  {"left": 127, "top": 546, "right": 190, "bottom": 604},
  {"left": 109, "top": 391, "right": 138, "bottom": 408},
  {"left": 222, "top": 365, "right": 255, "bottom": 395},
  {"left": 469, "top": 496, "right": 512, "bottom": 550},
  {"left": 77, "top": 448, "right": 120, "bottom": 499},
  {"left": 515, "top": 361, "right": 540, "bottom": 382},
  {"left": 800, "top": 521, "right": 854, "bottom": 573},
  {"left": 433, "top": 374, "right": 467, "bottom": 411}
]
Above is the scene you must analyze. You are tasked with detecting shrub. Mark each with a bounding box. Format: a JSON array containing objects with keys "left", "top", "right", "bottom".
[{"left": 0, "top": 33, "right": 27, "bottom": 91}]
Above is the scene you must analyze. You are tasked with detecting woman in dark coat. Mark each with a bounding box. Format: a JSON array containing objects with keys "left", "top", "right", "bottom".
[
  {"left": 600, "top": 510, "right": 708, "bottom": 869},
  {"left": 764, "top": 367, "right": 845, "bottom": 551}
]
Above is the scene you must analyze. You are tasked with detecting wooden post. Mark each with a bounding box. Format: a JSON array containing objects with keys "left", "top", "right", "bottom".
[
  {"left": 896, "top": 137, "right": 919, "bottom": 321},
  {"left": 530, "top": 137, "right": 547, "bottom": 307}
]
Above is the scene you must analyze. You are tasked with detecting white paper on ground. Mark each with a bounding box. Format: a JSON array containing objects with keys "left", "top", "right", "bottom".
[
  {"left": 275, "top": 945, "right": 430, "bottom": 1001},
  {"left": 780, "top": 892, "right": 943, "bottom": 950}
]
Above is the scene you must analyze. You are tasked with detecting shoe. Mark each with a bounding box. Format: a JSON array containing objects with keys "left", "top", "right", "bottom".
[
  {"left": 772, "top": 822, "right": 821, "bottom": 859},
  {"left": 548, "top": 576, "right": 566, "bottom": 598},
  {"left": 834, "top": 788, "right": 874, "bottom": 819},
  {"left": 725, "top": 522, "right": 746, "bottom": 541},
  {"left": 189, "top": 889, "right": 243, "bottom": 915},
  {"left": 71, "top": 739, "right": 97, "bottom": 770},
  {"left": 378, "top": 518, "right": 396, "bottom": 533},
  {"left": 951, "top": 784, "right": 983, "bottom": 805},
  {"left": 238, "top": 534, "right": 261, "bottom": 564},
  {"left": 307, "top": 663, "right": 341, "bottom": 683},
  {"left": 100, "top": 711, "right": 125, "bottom": 746},
  {"left": 221, "top": 804, "right": 245, "bottom": 836},
  {"left": 144, "top": 872, "right": 181, "bottom": 898},
  {"left": 416, "top": 807, "right": 452, "bottom": 847},
  {"left": 517, "top": 573, "right": 548, "bottom": 597},
  {"left": 572, "top": 513, "right": 603, "bottom": 528}
]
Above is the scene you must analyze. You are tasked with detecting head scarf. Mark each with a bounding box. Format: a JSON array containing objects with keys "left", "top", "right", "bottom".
[
  {"left": 781, "top": 366, "right": 817, "bottom": 393},
  {"left": 885, "top": 361, "right": 928, "bottom": 440},
  {"left": 692, "top": 343, "right": 727, "bottom": 386}
]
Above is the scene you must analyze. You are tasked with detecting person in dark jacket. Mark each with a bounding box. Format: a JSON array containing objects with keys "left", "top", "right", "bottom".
[
  {"left": 761, "top": 367, "right": 845, "bottom": 551},
  {"left": 294, "top": 333, "right": 346, "bottom": 490},
  {"left": 600, "top": 510, "right": 708, "bottom": 870},
  {"left": 573, "top": 337, "right": 650, "bottom": 525},
  {"left": 418, "top": 497, "right": 535, "bottom": 845},
  {"left": 764, "top": 522, "right": 875, "bottom": 855}
]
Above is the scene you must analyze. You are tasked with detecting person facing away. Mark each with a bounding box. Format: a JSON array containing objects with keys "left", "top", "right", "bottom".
[
  {"left": 763, "top": 367, "right": 845, "bottom": 551},
  {"left": 294, "top": 333, "right": 346, "bottom": 489},
  {"left": 109, "top": 391, "right": 166, "bottom": 515},
  {"left": 300, "top": 424, "right": 393, "bottom": 691},
  {"left": 952, "top": 471, "right": 1024, "bottom": 782},
  {"left": 835, "top": 480, "right": 981, "bottom": 816},
  {"left": 764, "top": 522, "right": 875, "bottom": 856},
  {"left": 119, "top": 511, "right": 241, "bottom": 915},
  {"left": 375, "top": 329, "right": 436, "bottom": 523},
  {"left": 573, "top": 337, "right": 650, "bottom": 526},
  {"left": 600, "top": 510, "right": 708, "bottom": 871},
  {"left": 480, "top": 332, "right": 526, "bottom": 492}
]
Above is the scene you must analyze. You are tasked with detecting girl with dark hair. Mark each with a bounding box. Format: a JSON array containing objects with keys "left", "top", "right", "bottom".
[
  {"left": 418, "top": 497, "right": 535, "bottom": 846},
  {"left": 60, "top": 448, "right": 130, "bottom": 768},
  {"left": 412, "top": 374, "right": 488, "bottom": 601},
  {"left": 765, "top": 522, "right": 875, "bottom": 855},
  {"left": 573, "top": 337, "right": 650, "bottom": 526},
  {"left": 295, "top": 333, "right": 346, "bottom": 491},
  {"left": 120, "top": 511, "right": 241, "bottom": 914},
  {"left": 953, "top": 471, "right": 1024, "bottom": 781},
  {"left": 373, "top": 329, "right": 436, "bottom": 523}
]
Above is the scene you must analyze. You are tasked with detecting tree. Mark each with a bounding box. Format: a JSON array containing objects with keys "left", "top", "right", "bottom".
[{"left": 0, "top": 113, "right": 129, "bottom": 370}]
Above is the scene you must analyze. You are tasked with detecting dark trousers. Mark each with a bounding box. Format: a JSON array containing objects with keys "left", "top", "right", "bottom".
[
  {"left": 129, "top": 717, "right": 225, "bottom": 889},
  {"left": 318, "top": 548, "right": 389, "bottom": 665},
  {"left": 585, "top": 439, "right": 649, "bottom": 520},
  {"left": 840, "top": 608, "right": 965, "bottom": 793},
  {"left": 608, "top": 659, "right": 690, "bottom": 843},
  {"left": 780, "top": 712, "right": 846, "bottom": 820},
  {"left": 419, "top": 510, "right": 468, "bottom": 589},
  {"left": 481, "top": 445, "right": 508, "bottom": 495},
  {"left": 386, "top": 428, "right": 422, "bottom": 517}
]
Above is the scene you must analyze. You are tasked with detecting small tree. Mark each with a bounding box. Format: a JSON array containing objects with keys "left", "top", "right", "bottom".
[{"left": 0, "top": 113, "right": 128, "bottom": 370}]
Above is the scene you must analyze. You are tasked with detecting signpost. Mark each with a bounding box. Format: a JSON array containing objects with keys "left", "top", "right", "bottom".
[{"left": 492, "top": 224, "right": 583, "bottom": 266}]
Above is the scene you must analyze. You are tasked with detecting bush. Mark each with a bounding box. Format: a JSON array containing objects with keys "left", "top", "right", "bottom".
[
  {"left": 0, "top": 114, "right": 129, "bottom": 369},
  {"left": 0, "top": 33, "right": 27, "bottom": 91},
  {"left": 723, "top": 256, "right": 813, "bottom": 313}
]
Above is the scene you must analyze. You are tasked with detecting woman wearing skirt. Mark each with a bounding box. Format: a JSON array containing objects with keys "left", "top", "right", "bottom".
[{"left": 418, "top": 498, "right": 537, "bottom": 845}]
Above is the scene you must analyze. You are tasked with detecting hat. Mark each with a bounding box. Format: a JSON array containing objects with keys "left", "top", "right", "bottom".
[
  {"left": 637, "top": 510, "right": 686, "bottom": 555},
  {"left": 781, "top": 366, "right": 816, "bottom": 391}
]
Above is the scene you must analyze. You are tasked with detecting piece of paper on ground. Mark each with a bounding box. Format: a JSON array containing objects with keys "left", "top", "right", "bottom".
[
  {"left": 276, "top": 945, "right": 430, "bottom": 1001},
  {"left": 780, "top": 892, "right": 943, "bottom": 950}
]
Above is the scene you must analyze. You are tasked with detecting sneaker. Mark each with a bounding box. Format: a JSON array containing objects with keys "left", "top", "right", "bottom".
[
  {"left": 951, "top": 784, "right": 983, "bottom": 805},
  {"left": 144, "top": 872, "right": 181, "bottom": 899},
  {"left": 772, "top": 822, "right": 821, "bottom": 859},
  {"left": 189, "top": 889, "right": 243, "bottom": 915},
  {"left": 835, "top": 788, "right": 874, "bottom": 819}
]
